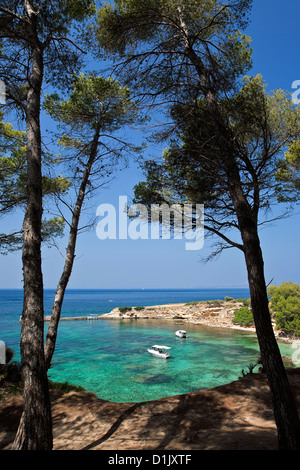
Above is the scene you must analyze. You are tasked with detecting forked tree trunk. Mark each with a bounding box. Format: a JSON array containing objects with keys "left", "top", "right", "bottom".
[{"left": 13, "top": 24, "right": 52, "bottom": 450}]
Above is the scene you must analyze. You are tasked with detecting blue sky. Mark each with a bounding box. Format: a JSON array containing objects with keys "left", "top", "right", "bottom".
[{"left": 1, "top": 0, "right": 300, "bottom": 290}]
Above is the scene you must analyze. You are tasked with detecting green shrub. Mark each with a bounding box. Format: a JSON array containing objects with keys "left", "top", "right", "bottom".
[
  {"left": 118, "top": 306, "right": 132, "bottom": 313},
  {"left": 134, "top": 306, "right": 144, "bottom": 311},
  {"left": 233, "top": 306, "right": 254, "bottom": 327},
  {"left": 268, "top": 281, "right": 300, "bottom": 336},
  {"left": 239, "top": 356, "right": 262, "bottom": 378},
  {"left": 236, "top": 298, "right": 251, "bottom": 306}
]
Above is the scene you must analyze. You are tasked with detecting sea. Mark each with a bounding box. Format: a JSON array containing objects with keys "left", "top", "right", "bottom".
[{"left": 0, "top": 288, "right": 295, "bottom": 402}]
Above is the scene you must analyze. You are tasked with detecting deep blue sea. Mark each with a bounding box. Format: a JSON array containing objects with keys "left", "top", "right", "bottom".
[{"left": 0, "top": 288, "right": 295, "bottom": 402}]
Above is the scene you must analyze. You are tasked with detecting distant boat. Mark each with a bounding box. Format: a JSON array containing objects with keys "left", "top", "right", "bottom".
[
  {"left": 147, "top": 345, "right": 171, "bottom": 359},
  {"left": 175, "top": 330, "right": 188, "bottom": 338}
]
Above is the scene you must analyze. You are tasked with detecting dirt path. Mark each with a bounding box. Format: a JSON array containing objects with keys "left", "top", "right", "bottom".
[{"left": 1, "top": 368, "right": 300, "bottom": 450}]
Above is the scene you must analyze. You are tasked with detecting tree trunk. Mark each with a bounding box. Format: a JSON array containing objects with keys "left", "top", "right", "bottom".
[
  {"left": 232, "top": 186, "right": 300, "bottom": 449},
  {"left": 13, "top": 25, "right": 52, "bottom": 450},
  {"left": 189, "top": 29, "right": 300, "bottom": 445},
  {"left": 44, "top": 123, "right": 102, "bottom": 371}
]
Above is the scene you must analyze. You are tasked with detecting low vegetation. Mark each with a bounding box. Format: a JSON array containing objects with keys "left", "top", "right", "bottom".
[
  {"left": 268, "top": 281, "right": 300, "bottom": 337},
  {"left": 233, "top": 306, "right": 254, "bottom": 327},
  {"left": 230, "top": 282, "right": 300, "bottom": 337},
  {"left": 118, "top": 306, "right": 145, "bottom": 312},
  {"left": 117, "top": 289, "right": 300, "bottom": 338},
  {"left": 1, "top": 347, "right": 87, "bottom": 401},
  {"left": 239, "top": 356, "right": 263, "bottom": 378},
  {"left": 48, "top": 380, "right": 86, "bottom": 393}
]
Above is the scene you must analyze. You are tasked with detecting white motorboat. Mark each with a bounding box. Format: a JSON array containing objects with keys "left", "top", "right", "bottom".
[
  {"left": 147, "top": 345, "right": 171, "bottom": 359},
  {"left": 175, "top": 330, "right": 188, "bottom": 338}
]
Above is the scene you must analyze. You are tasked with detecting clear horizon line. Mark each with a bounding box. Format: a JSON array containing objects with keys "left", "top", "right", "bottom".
[{"left": 0, "top": 286, "right": 250, "bottom": 291}]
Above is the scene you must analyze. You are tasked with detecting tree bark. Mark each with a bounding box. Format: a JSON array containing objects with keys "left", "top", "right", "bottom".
[
  {"left": 44, "top": 122, "right": 102, "bottom": 371},
  {"left": 13, "top": 12, "right": 52, "bottom": 450},
  {"left": 238, "top": 208, "right": 300, "bottom": 449},
  {"left": 227, "top": 169, "right": 300, "bottom": 449},
  {"left": 183, "top": 24, "right": 300, "bottom": 446}
]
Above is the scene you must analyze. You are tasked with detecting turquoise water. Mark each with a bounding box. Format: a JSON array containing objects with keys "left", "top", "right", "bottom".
[{"left": 0, "top": 289, "right": 295, "bottom": 402}]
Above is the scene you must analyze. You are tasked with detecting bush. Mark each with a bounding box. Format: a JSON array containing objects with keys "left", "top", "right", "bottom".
[
  {"left": 236, "top": 298, "right": 251, "bottom": 306},
  {"left": 268, "top": 281, "right": 300, "bottom": 336},
  {"left": 118, "top": 306, "right": 132, "bottom": 313},
  {"left": 233, "top": 306, "right": 254, "bottom": 327},
  {"left": 134, "top": 306, "right": 144, "bottom": 311}
]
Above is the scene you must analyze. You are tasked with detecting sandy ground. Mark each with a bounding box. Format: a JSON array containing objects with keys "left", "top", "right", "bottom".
[
  {"left": 1, "top": 301, "right": 298, "bottom": 451},
  {"left": 1, "top": 368, "right": 300, "bottom": 451}
]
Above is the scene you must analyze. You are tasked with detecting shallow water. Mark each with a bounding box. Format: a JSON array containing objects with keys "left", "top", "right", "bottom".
[
  {"left": 0, "top": 289, "right": 295, "bottom": 403},
  {"left": 48, "top": 318, "right": 293, "bottom": 402}
]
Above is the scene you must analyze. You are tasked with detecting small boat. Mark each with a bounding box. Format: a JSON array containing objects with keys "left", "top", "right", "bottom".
[
  {"left": 175, "top": 330, "right": 188, "bottom": 338},
  {"left": 147, "top": 345, "right": 171, "bottom": 359}
]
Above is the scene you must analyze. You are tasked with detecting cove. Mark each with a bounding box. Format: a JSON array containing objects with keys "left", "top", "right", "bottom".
[{"left": 48, "top": 318, "right": 294, "bottom": 403}]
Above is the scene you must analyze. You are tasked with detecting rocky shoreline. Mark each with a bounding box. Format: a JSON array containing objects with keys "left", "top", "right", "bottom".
[
  {"left": 100, "top": 299, "right": 289, "bottom": 340},
  {"left": 43, "top": 298, "right": 295, "bottom": 343}
]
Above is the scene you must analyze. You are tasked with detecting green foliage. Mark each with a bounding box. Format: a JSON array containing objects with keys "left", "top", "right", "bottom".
[
  {"left": 41, "top": 217, "right": 65, "bottom": 243},
  {"left": 96, "top": 0, "right": 253, "bottom": 97},
  {"left": 43, "top": 74, "right": 144, "bottom": 178},
  {"left": 0, "top": 112, "right": 27, "bottom": 214},
  {"left": 233, "top": 306, "right": 254, "bottom": 327},
  {"left": 268, "top": 282, "right": 300, "bottom": 336},
  {"left": 276, "top": 140, "right": 300, "bottom": 201},
  {"left": 42, "top": 175, "right": 71, "bottom": 197},
  {"left": 97, "top": 2, "right": 300, "bottom": 259},
  {"left": 44, "top": 74, "right": 139, "bottom": 132},
  {"left": 118, "top": 306, "right": 132, "bottom": 312},
  {"left": 133, "top": 74, "right": 300, "bottom": 258},
  {"left": 0, "top": 112, "right": 70, "bottom": 253},
  {"left": 134, "top": 306, "right": 144, "bottom": 311},
  {"left": 48, "top": 380, "right": 86, "bottom": 393},
  {"left": 0, "top": 1, "right": 97, "bottom": 98},
  {"left": 240, "top": 298, "right": 250, "bottom": 307}
]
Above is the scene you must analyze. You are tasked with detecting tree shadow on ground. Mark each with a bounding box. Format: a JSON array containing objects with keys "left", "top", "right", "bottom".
[
  {"left": 76, "top": 371, "right": 286, "bottom": 450},
  {"left": 1, "top": 369, "right": 299, "bottom": 450}
]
